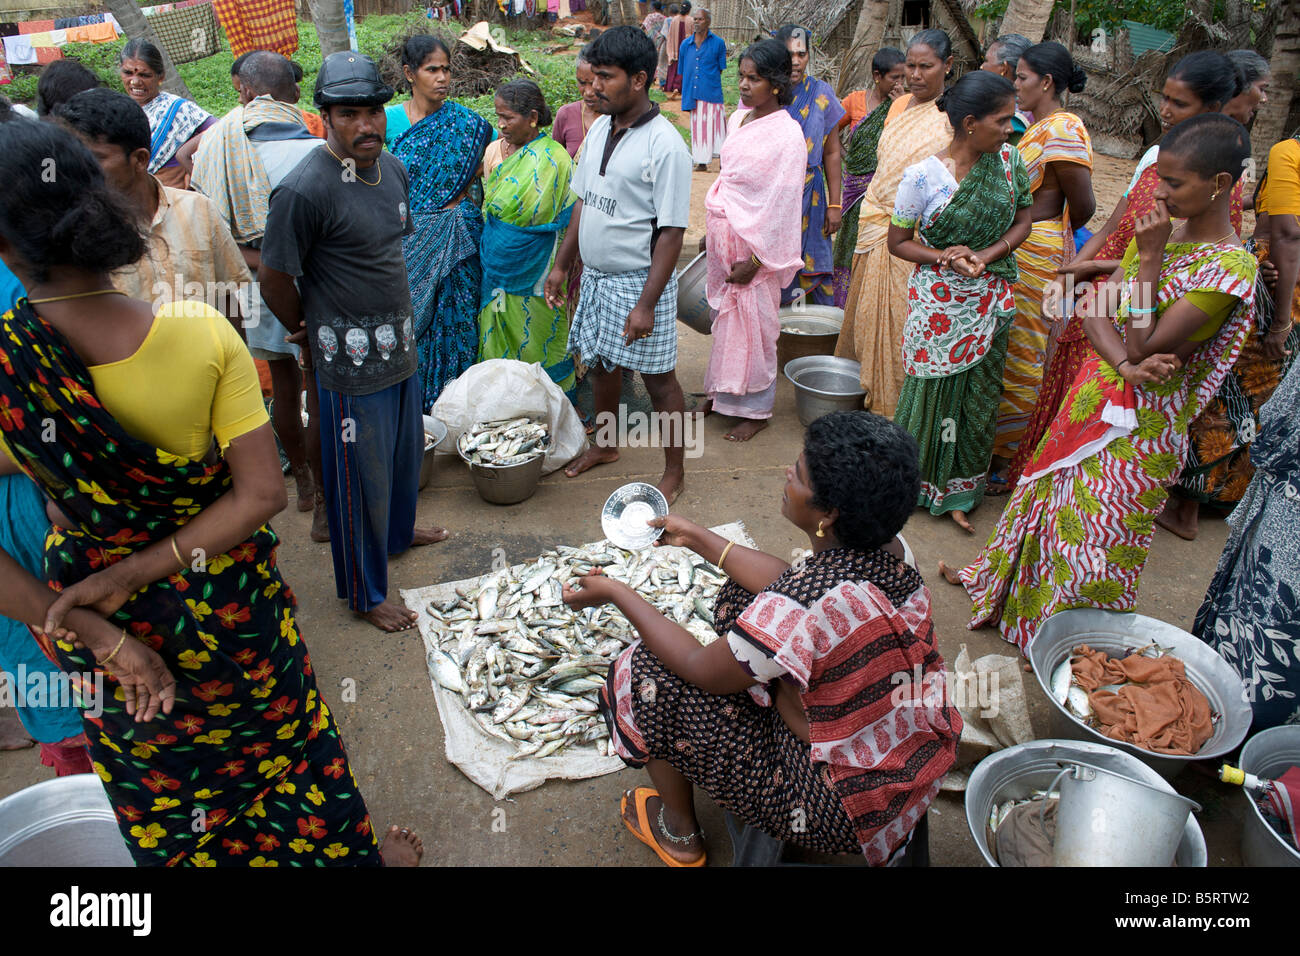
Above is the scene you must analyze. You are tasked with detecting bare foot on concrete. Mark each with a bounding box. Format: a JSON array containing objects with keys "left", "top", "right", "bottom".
[
  {"left": 937, "top": 560, "right": 964, "bottom": 586},
  {"left": 359, "top": 601, "right": 418, "bottom": 632},
  {"left": 293, "top": 466, "right": 315, "bottom": 512},
  {"left": 1155, "top": 493, "right": 1199, "bottom": 541},
  {"left": 724, "top": 418, "right": 768, "bottom": 442},
  {"left": 657, "top": 469, "right": 685, "bottom": 506},
  {"left": 411, "top": 526, "right": 450, "bottom": 546},
  {"left": 0, "top": 709, "right": 34, "bottom": 750},
  {"left": 565, "top": 445, "right": 619, "bottom": 478},
  {"left": 380, "top": 825, "right": 424, "bottom": 866},
  {"left": 310, "top": 492, "right": 330, "bottom": 543},
  {"left": 950, "top": 510, "right": 974, "bottom": 534}
]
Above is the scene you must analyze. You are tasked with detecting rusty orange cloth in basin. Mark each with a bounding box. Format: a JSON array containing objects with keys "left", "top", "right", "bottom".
[{"left": 1070, "top": 644, "right": 1213, "bottom": 756}]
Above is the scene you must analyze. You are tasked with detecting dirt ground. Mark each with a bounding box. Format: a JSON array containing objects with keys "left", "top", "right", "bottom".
[{"left": 0, "top": 126, "right": 1257, "bottom": 868}]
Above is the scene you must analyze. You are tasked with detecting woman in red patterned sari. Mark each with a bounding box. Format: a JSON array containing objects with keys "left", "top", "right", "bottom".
[
  {"left": 569, "top": 411, "right": 961, "bottom": 866},
  {"left": 0, "top": 121, "right": 421, "bottom": 867},
  {"left": 1002, "top": 51, "right": 1247, "bottom": 490}
]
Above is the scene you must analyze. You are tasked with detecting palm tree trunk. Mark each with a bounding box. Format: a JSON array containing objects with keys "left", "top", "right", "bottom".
[
  {"left": 933, "top": 0, "right": 982, "bottom": 64},
  {"left": 307, "top": 0, "right": 353, "bottom": 58},
  {"left": 1253, "top": 0, "right": 1299, "bottom": 176},
  {"left": 104, "top": 0, "right": 192, "bottom": 98},
  {"left": 835, "top": 0, "right": 889, "bottom": 96},
  {"left": 998, "top": 0, "right": 1056, "bottom": 44}
]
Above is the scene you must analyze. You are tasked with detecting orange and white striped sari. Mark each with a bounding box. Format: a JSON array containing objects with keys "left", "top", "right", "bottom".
[{"left": 994, "top": 111, "right": 1092, "bottom": 459}]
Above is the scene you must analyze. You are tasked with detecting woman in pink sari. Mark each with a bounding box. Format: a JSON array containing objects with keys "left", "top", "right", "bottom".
[{"left": 702, "top": 40, "right": 806, "bottom": 441}]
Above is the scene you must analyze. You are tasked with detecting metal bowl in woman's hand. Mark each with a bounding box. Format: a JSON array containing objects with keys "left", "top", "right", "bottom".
[{"left": 601, "top": 482, "right": 669, "bottom": 550}]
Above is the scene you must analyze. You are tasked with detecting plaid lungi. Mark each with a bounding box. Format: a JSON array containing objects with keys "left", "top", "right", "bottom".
[
  {"left": 568, "top": 265, "right": 678, "bottom": 375},
  {"left": 145, "top": 1, "right": 220, "bottom": 64}
]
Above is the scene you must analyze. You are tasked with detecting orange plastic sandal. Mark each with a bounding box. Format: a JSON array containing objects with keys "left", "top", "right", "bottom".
[{"left": 620, "top": 787, "right": 706, "bottom": 867}]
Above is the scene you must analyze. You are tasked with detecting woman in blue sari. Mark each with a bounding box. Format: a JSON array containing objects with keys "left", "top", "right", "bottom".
[
  {"left": 121, "top": 39, "right": 213, "bottom": 190},
  {"left": 386, "top": 35, "right": 493, "bottom": 411},
  {"left": 775, "top": 23, "right": 845, "bottom": 306},
  {"left": 478, "top": 80, "right": 576, "bottom": 395}
]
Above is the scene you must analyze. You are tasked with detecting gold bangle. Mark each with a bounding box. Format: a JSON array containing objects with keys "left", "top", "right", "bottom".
[
  {"left": 750, "top": 253, "right": 762, "bottom": 268},
  {"left": 97, "top": 629, "right": 127, "bottom": 668},
  {"left": 1268, "top": 322, "right": 1293, "bottom": 335},
  {"left": 170, "top": 535, "right": 186, "bottom": 571},
  {"left": 827, "top": 204, "right": 842, "bottom": 210},
  {"left": 717, "top": 540, "right": 735, "bottom": 572},
  {"left": 999, "top": 238, "right": 1011, "bottom": 257}
]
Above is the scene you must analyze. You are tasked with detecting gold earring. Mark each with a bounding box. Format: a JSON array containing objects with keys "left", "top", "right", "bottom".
[
  {"left": 1211, "top": 188, "right": 1221, "bottom": 201},
  {"left": 816, "top": 520, "right": 825, "bottom": 538}
]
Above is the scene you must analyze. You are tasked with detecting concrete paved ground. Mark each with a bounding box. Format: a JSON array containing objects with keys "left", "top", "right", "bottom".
[{"left": 0, "top": 168, "right": 1255, "bottom": 868}]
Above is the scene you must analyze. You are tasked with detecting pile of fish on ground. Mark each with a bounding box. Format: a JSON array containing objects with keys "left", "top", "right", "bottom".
[
  {"left": 423, "top": 541, "right": 726, "bottom": 762},
  {"left": 457, "top": 417, "right": 550, "bottom": 467}
]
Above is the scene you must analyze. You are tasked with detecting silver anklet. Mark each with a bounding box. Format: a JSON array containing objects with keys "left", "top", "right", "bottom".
[{"left": 658, "top": 804, "right": 700, "bottom": 845}]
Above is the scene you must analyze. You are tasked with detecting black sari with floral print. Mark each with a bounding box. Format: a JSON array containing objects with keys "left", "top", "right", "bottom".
[{"left": 0, "top": 300, "right": 378, "bottom": 866}]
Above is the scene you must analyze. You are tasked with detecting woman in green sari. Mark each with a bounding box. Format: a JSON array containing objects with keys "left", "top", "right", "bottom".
[
  {"left": 832, "top": 48, "right": 905, "bottom": 308},
  {"left": 888, "top": 72, "right": 1033, "bottom": 532},
  {"left": 477, "top": 80, "right": 577, "bottom": 395}
]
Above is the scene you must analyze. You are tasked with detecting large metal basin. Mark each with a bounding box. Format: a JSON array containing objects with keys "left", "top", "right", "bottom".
[
  {"left": 0, "top": 775, "right": 133, "bottom": 867},
  {"left": 964, "top": 738, "right": 1207, "bottom": 867},
  {"left": 1239, "top": 725, "right": 1300, "bottom": 866},
  {"left": 776, "top": 305, "right": 844, "bottom": 369},
  {"left": 783, "top": 355, "right": 869, "bottom": 427},
  {"left": 1028, "top": 609, "right": 1253, "bottom": 779}
]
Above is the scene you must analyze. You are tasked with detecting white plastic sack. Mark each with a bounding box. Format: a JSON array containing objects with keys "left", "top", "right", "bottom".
[
  {"left": 941, "top": 644, "right": 1035, "bottom": 792},
  {"left": 431, "top": 359, "right": 587, "bottom": 475}
]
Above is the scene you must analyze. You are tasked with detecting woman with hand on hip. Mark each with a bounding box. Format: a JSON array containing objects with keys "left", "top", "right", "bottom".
[{"left": 989, "top": 41, "right": 1094, "bottom": 484}]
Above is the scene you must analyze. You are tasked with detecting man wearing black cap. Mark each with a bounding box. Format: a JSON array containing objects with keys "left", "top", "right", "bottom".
[{"left": 259, "top": 51, "right": 448, "bottom": 634}]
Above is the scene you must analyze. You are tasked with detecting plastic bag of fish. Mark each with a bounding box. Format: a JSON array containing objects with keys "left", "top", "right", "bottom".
[
  {"left": 457, "top": 417, "right": 550, "bottom": 467},
  {"left": 424, "top": 542, "right": 726, "bottom": 761}
]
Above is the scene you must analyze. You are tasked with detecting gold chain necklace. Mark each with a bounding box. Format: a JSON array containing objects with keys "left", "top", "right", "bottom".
[
  {"left": 1173, "top": 226, "right": 1238, "bottom": 246},
  {"left": 324, "top": 142, "right": 382, "bottom": 186},
  {"left": 28, "top": 289, "right": 125, "bottom": 304}
]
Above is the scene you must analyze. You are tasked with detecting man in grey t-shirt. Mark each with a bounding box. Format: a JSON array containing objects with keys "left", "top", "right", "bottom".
[
  {"left": 545, "top": 25, "right": 691, "bottom": 503},
  {"left": 260, "top": 52, "right": 447, "bottom": 633}
]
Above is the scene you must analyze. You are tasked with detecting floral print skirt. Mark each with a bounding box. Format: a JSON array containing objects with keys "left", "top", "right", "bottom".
[{"left": 601, "top": 643, "right": 860, "bottom": 854}]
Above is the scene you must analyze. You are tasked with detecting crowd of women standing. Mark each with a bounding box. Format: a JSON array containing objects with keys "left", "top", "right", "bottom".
[
  {"left": 798, "top": 25, "right": 1299, "bottom": 734},
  {"left": 2, "top": 15, "right": 1299, "bottom": 872}
]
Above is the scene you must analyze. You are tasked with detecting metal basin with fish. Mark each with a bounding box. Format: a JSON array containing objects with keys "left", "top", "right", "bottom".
[
  {"left": 964, "top": 739, "right": 1207, "bottom": 867},
  {"left": 776, "top": 305, "right": 844, "bottom": 370},
  {"left": 783, "top": 355, "right": 869, "bottom": 427},
  {"left": 0, "top": 775, "right": 134, "bottom": 867},
  {"left": 1028, "top": 609, "right": 1253, "bottom": 779},
  {"left": 1239, "top": 725, "right": 1300, "bottom": 866}
]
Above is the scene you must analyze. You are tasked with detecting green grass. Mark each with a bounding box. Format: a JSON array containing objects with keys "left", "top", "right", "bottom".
[
  {"left": 21, "top": 13, "right": 587, "bottom": 122},
  {"left": 22, "top": 15, "right": 742, "bottom": 143}
]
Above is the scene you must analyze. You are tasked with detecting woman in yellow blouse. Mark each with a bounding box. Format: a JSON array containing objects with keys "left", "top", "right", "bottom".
[{"left": 0, "top": 121, "right": 420, "bottom": 867}]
